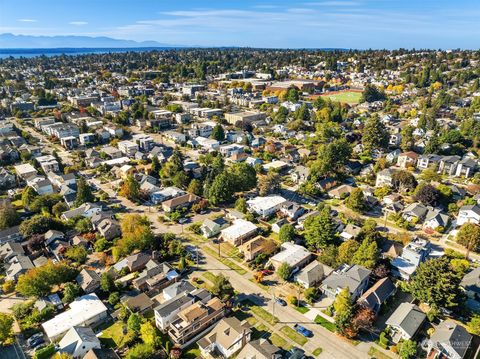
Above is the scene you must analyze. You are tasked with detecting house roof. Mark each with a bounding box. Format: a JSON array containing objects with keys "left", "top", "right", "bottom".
[
  {"left": 237, "top": 339, "right": 281, "bottom": 358},
  {"left": 322, "top": 264, "right": 371, "bottom": 295},
  {"left": 385, "top": 302, "right": 426, "bottom": 338},
  {"left": 198, "top": 317, "right": 252, "bottom": 352},
  {"left": 461, "top": 267, "right": 480, "bottom": 294},
  {"left": 58, "top": 326, "right": 100, "bottom": 354},
  {"left": 295, "top": 261, "right": 332, "bottom": 285},
  {"left": 430, "top": 320, "right": 472, "bottom": 358},
  {"left": 358, "top": 277, "right": 396, "bottom": 309}
]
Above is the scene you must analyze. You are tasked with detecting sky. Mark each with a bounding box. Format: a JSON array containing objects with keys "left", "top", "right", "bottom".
[{"left": 0, "top": 0, "right": 479, "bottom": 49}]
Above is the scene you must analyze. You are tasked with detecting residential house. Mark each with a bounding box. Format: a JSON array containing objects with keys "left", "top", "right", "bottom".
[
  {"left": 162, "top": 193, "right": 199, "bottom": 213},
  {"left": 376, "top": 168, "right": 396, "bottom": 187},
  {"left": 0, "top": 168, "right": 16, "bottom": 188},
  {"left": 5, "top": 255, "right": 34, "bottom": 281},
  {"left": 397, "top": 151, "right": 419, "bottom": 169},
  {"left": 321, "top": 264, "right": 371, "bottom": 300},
  {"left": 168, "top": 297, "right": 225, "bottom": 347},
  {"left": 14, "top": 163, "right": 38, "bottom": 179},
  {"left": 198, "top": 317, "right": 252, "bottom": 358},
  {"left": 247, "top": 195, "right": 287, "bottom": 218},
  {"left": 163, "top": 280, "right": 196, "bottom": 301},
  {"left": 0, "top": 226, "right": 22, "bottom": 244},
  {"left": 439, "top": 156, "right": 461, "bottom": 176},
  {"left": 402, "top": 202, "right": 428, "bottom": 223},
  {"left": 391, "top": 238, "right": 431, "bottom": 280},
  {"left": 83, "top": 348, "right": 120, "bottom": 359},
  {"left": 291, "top": 166, "right": 309, "bottom": 184},
  {"left": 58, "top": 326, "right": 101, "bottom": 359},
  {"left": 328, "top": 184, "right": 355, "bottom": 199},
  {"left": 133, "top": 260, "right": 179, "bottom": 291},
  {"left": 201, "top": 217, "right": 230, "bottom": 238},
  {"left": 357, "top": 277, "right": 396, "bottom": 314},
  {"left": 268, "top": 242, "right": 312, "bottom": 272},
  {"left": 295, "top": 261, "right": 333, "bottom": 289},
  {"left": 76, "top": 269, "right": 101, "bottom": 294},
  {"left": 61, "top": 202, "right": 102, "bottom": 221},
  {"left": 0, "top": 242, "right": 24, "bottom": 261},
  {"left": 456, "top": 157, "right": 477, "bottom": 178},
  {"left": 461, "top": 267, "right": 480, "bottom": 301},
  {"left": 220, "top": 219, "right": 258, "bottom": 246},
  {"left": 279, "top": 202, "right": 305, "bottom": 221},
  {"left": 340, "top": 224, "right": 362, "bottom": 241},
  {"left": 238, "top": 236, "right": 278, "bottom": 262},
  {"left": 97, "top": 218, "right": 121, "bottom": 240},
  {"left": 235, "top": 339, "right": 282, "bottom": 359},
  {"left": 457, "top": 205, "right": 480, "bottom": 226},
  {"left": 427, "top": 320, "right": 472, "bottom": 359},
  {"left": 121, "top": 293, "right": 155, "bottom": 315},
  {"left": 417, "top": 154, "right": 441, "bottom": 171},
  {"left": 423, "top": 209, "right": 450, "bottom": 231},
  {"left": 386, "top": 302, "right": 426, "bottom": 343}
]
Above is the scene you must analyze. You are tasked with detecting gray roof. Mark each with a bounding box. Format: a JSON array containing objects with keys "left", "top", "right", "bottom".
[
  {"left": 461, "top": 267, "right": 480, "bottom": 294},
  {"left": 430, "top": 320, "right": 472, "bottom": 358},
  {"left": 163, "top": 280, "right": 196, "bottom": 299},
  {"left": 322, "top": 264, "right": 371, "bottom": 296},
  {"left": 154, "top": 292, "right": 193, "bottom": 317},
  {"left": 358, "top": 277, "right": 396, "bottom": 309},
  {"left": 295, "top": 261, "right": 330, "bottom": 285},
  {"left": 59, "top": 326, "right": 100, "bottom": 354},
  {"left": 386, "top": 302, "right": 426, "bottom": 337},
  {"left": 237, "top": 339, "right": 282, "bottom": 359}
]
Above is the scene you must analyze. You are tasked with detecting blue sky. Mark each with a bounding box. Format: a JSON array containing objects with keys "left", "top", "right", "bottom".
[{"left": 1, "top": 0, "right": 479, "bottom": 49}]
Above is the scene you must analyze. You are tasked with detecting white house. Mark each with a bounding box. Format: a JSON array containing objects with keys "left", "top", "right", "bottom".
[
  {"left": 247, "top": 195, "right": 287, "bottom": 218},
  {"left": 58, "top": 326, "right": 101, "bottom": 358},
  {"left": 220, "top": 219, "right": 257, "bottom": 246},
  {"left": 457, "top": 205, "right": 480, "bottom": 226}
]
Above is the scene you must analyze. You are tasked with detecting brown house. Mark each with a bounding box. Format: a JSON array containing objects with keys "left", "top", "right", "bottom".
[{"left": 162, "top": 193, "right": 199, "bottom": 213}]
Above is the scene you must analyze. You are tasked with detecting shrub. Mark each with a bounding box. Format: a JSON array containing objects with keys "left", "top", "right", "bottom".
[
  {"left": 34, "top": 344, "right": 56, "bottom": 359},
  {"left": 287, "top": 295, "right": 298, "bottom": 306}
]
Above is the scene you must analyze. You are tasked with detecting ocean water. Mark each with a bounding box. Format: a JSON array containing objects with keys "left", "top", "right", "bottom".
[{"left": 0, "top": 47, "right": 175, "bottom": 59}]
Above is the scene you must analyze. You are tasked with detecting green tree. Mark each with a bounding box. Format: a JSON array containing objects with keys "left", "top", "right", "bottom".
[
  {"left": 229, "top": 163, "right": 257, "bottom": 192},
  {"left": 211, "top": 274, "right": 234, "bottom": 301},
  {"left": 400, "top": 125, "right": 415, "bottom": 151},
  {"left": 279, "top": 224, "right": 296, "bottom": 243},
  {"left": 127, "top": 313, "right": 142, "bottom": 333},
  {"left": 258, "top": 171, "right": 281, "bottom": 196},
  {"left": 361, "top": 84, "right": 386, "bottom": 103},
  {"left": 62, "top": 282, "right": 81, "bottom": 304},
  {"left": 457, "top": 223, "right": 480, "bottom": 259},
  {"left": 310, "top": 138, "right": 351, "bottom": 180},
  {"left": 52, "top": 202, "right": 68, "bottom": 218},
  {"left": 362, "top": 116, "right": 389, "bottom": 152},
  {"left": 467, "top": 314, "right": 480, "bottom": 335},
  {"left": 206, "top": 171, "right": 235, "bottom": 205},
  {"left": 333, "top": 287, "right": 354, "bottom": 336},
  {"left": 304, "top": 207, "right": 335, "bottom": 250},
  {"left": 235, "top": 197, "right": 247, "bottom": 213},
  {"left": 346, "top": 188, "right": 366, "bottom": 212},
  {"left": 410, "top": 257, "right": 463, "bottom": 309},
  {"left": 65, "top": 246, "right": 88, "bottom": 264},
  {"left": 119, "top": 174, "right": 140, "bottom": 201},
  {"left": 304, "top": 287, "right": 318, "bottom": 304},
  {"left": 187, "top": 178, "right": 202, "bottom": 196},
  {"left": 0, "top": 313, "right": 14, "bottom": 345},
  {"left": 277, "top": 262, "right": 292, "bottom": 281},
  {"left": 151, "top": 155, "right": 161, "bottom": 176},
  {"left": 74, "top": 177, "right": 94, "bottom": 207},
  {"left": 22, "top": 186, "right": 38, "bottom": 209},
  {"left": 211, "top": 124, "right": 225, "bottom": 141},
  {"left": 140, "top": 321, "right": 159, "bottom": 347},
  {"left": 100, "top": 272, "right": 116, "bottom": 293},
  {"left": 398, "top": 340, "right": 417, "bottom": 359},
  {"left": 286, "top": 86, "right": 300, "bottom": 102},
  {"left": 351, "top": 238, "right": 378, "bottom": 269},
  {"left": 20, "top": 215, "right": 63, "bottom": 237},
  {"left": 392, "top": 170, "right": 417, "bottom": 192},
  {"left": 125, "top": 343, "right": 155, "bottom": 359},
  {"left": 0, "top": 204, "right": 19, "bottom": 230},
  {"left": 338, "top": 240, "right": 360, "bottom": 265}
]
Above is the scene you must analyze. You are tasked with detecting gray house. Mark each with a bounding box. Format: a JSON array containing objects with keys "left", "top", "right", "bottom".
[
  {"left": 427, "top": 320, "right": 472, "bottom": 359},
  {"left": 321, "top": 264, "right": 371, "bottom": 300},
  {"left": 386, "top": 302, "right": 426, "bottom": 343}
]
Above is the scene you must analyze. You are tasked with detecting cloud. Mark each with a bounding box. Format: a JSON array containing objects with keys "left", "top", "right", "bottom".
[
  {"left": 17, "top": 19, "right": 37, "bottom": 23},
  {"left": 69, "top": 21, "right": 88, "bottom": 26}
]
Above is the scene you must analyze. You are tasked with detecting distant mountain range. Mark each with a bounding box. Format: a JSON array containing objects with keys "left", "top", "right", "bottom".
[{"left": 0, "top": 33, "right": 179, "bottom": 49}]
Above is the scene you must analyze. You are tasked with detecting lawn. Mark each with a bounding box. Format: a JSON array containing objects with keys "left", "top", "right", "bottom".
[
  {"left": 280, "top": 326, "right": 308, "bottom": 346},
  {"left": 99, "top": 322, "right": 132, "bottom": 348},
  {"left": 203, "top": 246, "right": 247, "bottom": 274},
  {"left": 270, "top": 333, "right": 292, "bottom": 351},
  {"left": 367, "top": 346, "right": 393, "bottom": 359},
  {"left": 295, "top": 305, "right": 310, "bottom": 314},
  {"left": 183, "top": 344, "right": 201, "bottom": 359},
  {"left": 202, "top": 271, "right": 218, "bottom": 283},
  {"left": 321, "top": 91, "right": 362, "bottom": 104},
  {"left": 312, "top": 347, "right": 323, "bottom": 356},
  {"left": 241, "top": 299, "right": 279, "bottom": 325},
  {"left": 314, "top": 315, "right": 336, "bottom": 332}
]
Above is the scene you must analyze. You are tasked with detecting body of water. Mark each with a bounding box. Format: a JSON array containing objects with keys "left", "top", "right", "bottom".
[{"left": 0, "top": 47, "right": 176, "bottom": 59}]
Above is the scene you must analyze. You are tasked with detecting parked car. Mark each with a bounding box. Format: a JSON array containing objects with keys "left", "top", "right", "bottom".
[
  {"left": 178, "top": 218, "right": 189, "bottom": 224},
  {"left": 27, "top": 333, "right": 43, "bottom": 347},
  {"left": 261, "top": 269, "right": 273, "bottom": 276},
  {"left": 275, "top": 298, "right": 287, "bottom": 306},
  {"left": 293, "top": 324, "right": 313, "bottom": 337},
  {"left": 28, "top": 337, "right": 45, "bottom": 348}
]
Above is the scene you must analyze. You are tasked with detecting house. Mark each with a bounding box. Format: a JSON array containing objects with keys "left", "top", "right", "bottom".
[
  {"left": 402, "top": 202, "right": 428, "bottom": 222},
  {"left": 168, "top": 297, "right": 225, "bottom": 347},
  {"left": 162, "top": 193, "right": 199, "bottom": 212},
  {"left": 439, "top": 156, "right": 461, "bottom": 176},
  {"left": 0, "top": 168, "right": 16, "bottom": 189},
  {"left": 76, "top": 269, "right": 101, "bottom": 294},
  {"left": 58, "top": 326, "right": 101, "bottom": 359},
  {"left": 0, "top": 226, "right": 22, "bottom": 244},
  {"left": 235, "top": 338, "right": 282, "bottom": 359},
  {"left": 268, "top": 242, "right": 312, "bottom": 271},
  {"left": 457, "top": 205, "right": 480, "bottom": 226},
  {"left": 163, "top": 280, "right": 196, "bottom": 301},
  {"left": 97, "top": 218, "right": 121, "bottom": 240},
  {"left": 121, "top": 293, "right": 155, "bottom": 315},
  {"left": 427, "top": 320, "right": 473, "bottom": 359},
  {"left": 201, "top": 217, "right": 229, "bottom": 238},
  {"left": 417, "top": 154, "right": 441, "bottom": 171},
  {"left": 238, "top": 236, "right": 278, "bottom": 262},
  {"left": 385, "top": 302, "right": 426, "bottom": 343},
  {"left": 423, "top": 209, "right": 450, "bottom": 230},
  {"left": 14, "top": 163, "right": 38, "bottom": 179},
  {"left": 328, "top": 184, "right": 355, "bottom": 199},
  {"left": 133, "top": 260, "right": 180, "bottom": 291},
  {"left": 279, "top": 202, "right": 305, "bottom": 221},
  {"left": 154, "top": 289, "right": 210, "bottom": 331},
  {"left": 42, "top": 293, "right": 108, "bottom": 341},
  {"left": 461, "top": 267, "right": 480, "bottom": 300},
  {"left": 32, "top": 179, "right": 54, "bottom": 195},
  {"left": 83, "top": 348, "right": 120, "bottom": 359},
  {"left": 295, "top": 261, "right": 333, "bottom": 289},
  {"left": 321, "top": 264, "right": 371, "bottom": 300},
  {"left": 0, "top": 242, "right": 24, "bottom": 261},
  {"left": 61, "top": 202, "right": 102, "bottom": 221},
  {"left": 247, "top": 195, "right": 287, "bottom": 218},
  {"left": 357, "top": 277, "right": 396, "bottom": 314},
  {"left": 5, "top": 255, "right": 34, "bottom": 281},
  {"left": 391, "top": 238, "right": 431, "bottom": 280},
  {"left": 291, "top": 166, "right": 309, "bottom": 184},
  {"left": 456, "top": 157, "right": 477, "bottom": 178},
  {"left": 198, "top": 317, "right": 252, "bottom": 358},
  {"left": 119, "top": 252, "right": 152, "bottom": 272},
  {"left": 397, "top": 151, "right": 418, "bottom": 168},
  {"left": 340, "top": 224, "right": 362, "bottom": 241},
  {"left": 220, "top": 219, "right": 258, "bottom": 246},
  {"left": 271, "top": 218, "right": 288, "bottom": 234},
  {"left": 376, "top": 168, "right": 395, "bottom": 187}
]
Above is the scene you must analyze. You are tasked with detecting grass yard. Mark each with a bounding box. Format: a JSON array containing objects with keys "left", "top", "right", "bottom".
[
  {"left": 251, "top": 323, "right": 269, "bottom": 340},
  {"left": 295, "top": 305, "right": 310, "bottom": 314},
  {"left": 183, "top": 344, "right": 201, "bottom": 359},
  {"left": 314, "top": 315, "right": 336, "bottom": 332},
  {"left": 280, "top": 326, "right": 308, "bottom": 346},
  {"left": 270, "top": 333, "right": 292, "bottom": 351},
  {"left": 367, "top": 346, "right": 393, "bottom": 359},
  {"left": 241, "top": 299, "right": 279, "bottom": 325},
  {"left": 321, "top": 91, "right": 362, "bottom": 104},
  {"left": 98, "top": 322, "right": 132, "bottom": 348},
  {"left": 203, "top": 246, "right": 247, "bottom": 274},
  {"left": 312, "top": 347, "right": 323, "bottom": 356},
  {"left": 202, "top": 271, "right": 218, "bottom": 283}
]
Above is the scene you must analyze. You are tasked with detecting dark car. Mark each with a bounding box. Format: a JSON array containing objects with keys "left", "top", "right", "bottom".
[
  {"left": 275, "top": 298, "right": 287, "bottom": 306},
  {"left": 293, "top": 324, "right": 313, "bottom": 337},
  {"left": 29, "top": 337, "right": 45, "bottom": 348}
]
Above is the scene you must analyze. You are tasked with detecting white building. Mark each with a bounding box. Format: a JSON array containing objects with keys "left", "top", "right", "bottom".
[
  {"left": 247, "top": 195, "right": 288, "bottom": 217},
  {"left": 268, "top": 242, "right": 312, "bottom": 271},
  {"left": 220, "top": 219, "right": 257, "bottom": 246},
  {"left": 58, "top": 326, "right": 101, "bottom": 358}
]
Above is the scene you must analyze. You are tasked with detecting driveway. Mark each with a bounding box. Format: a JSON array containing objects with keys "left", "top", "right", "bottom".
[{"left": 0, "top": 296, "right": 25, "bottom": 314}]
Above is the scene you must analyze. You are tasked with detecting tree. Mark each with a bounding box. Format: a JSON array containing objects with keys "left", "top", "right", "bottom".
[
  {"left": 140, "top": 321, "right": 159, "bottom": 347},
  {"left": 119, "top": 174, "right": 140, "bottom": 201},
  {"left": 52, "top": 202, "right": 68, "bottom": 218},
  {"left": 279, "top": 224, "right": 295, "bottom": 243},
  {"left": 414, "top": 184, "right": 440, "bottom": 206},
  {"left": 361, "top": 84, "right": 386, "bottom": 103},
  {"left": 74, "top": 177, "right": 94, "bottom": 207},
  {"left": 62, "top": 282, "right": 81, "bottom": 304},
  {"left": 400, "top": 125, "right": 415, "bottom": 151},
  {"left": 346, "top": 188, "right": 366, "bottom": 212},
  {"left": 230, "top": 163, "right": 257, "bottom": 192},
  {"left": 398, "top": 340, "right": 417, "bottom": 359},
  {"left": 211, "top": 274, "right": 234, "bottom": 301},
  {"left": 100, "top": 272, "right": 116, "bottom": 293},
  {"left": 125, "top": 343, "right": 155, "bottom": 359},
  {"left": 352, "top": 306, "right": 375, "bottom": 331},
  {"left": 151, "top": 155, "right": 161, "bottom": 176},
  {"left": 467, "top": 314, "right": 480, "bottom": 335},
  {"left": 235, "top": 197, "right": 247, "bottom": 213},
  {"left": 362, "top": 116, "right": 389, "bottom": 152},
  {"left": 310, "top": 139, "right": 351, "bottom": 180},
  {"left": 187, "top": 179, "right": 202, "bottom": 196},
  {"left": 206, "top": 171, "right": 235, "bottom": 205},
  {"left": 277, "top": 262, "right": 292, "bottom": 281},
  {"left": 392, "top": 170, "right": 417, "bottom": 192},
  {"left": 20, "top": 214, "right": 63, "bottom": 237},
  {"left": 113, "top": 215, "right": 154, "bottom": 260},
  {"left": 338, "top": 240, "right": 360, "bottom": 265},
  {"left": 65, "top": 246, "right": 88, "bottom": 264},
  {"left": 2, "top": 280, "right": 15, "bottom": 294},
  {"left": 304, "top": 287, "right": 318, "bottom": 304},
  {"left": 0, "top": 204, "right": 19, "bottom": 230},
  {"left": 304, "top": 207, "right": 335, "bottom": 250},
  {"left": 108, "top": 292, "right": 120, "bottom": 306},
  {"left": 211, "top": 124, "right": 225, "bottom": 141},
  {"left": 333, "top": 287, "right": 354, "bottom": 336},
  {"left": 29, "top": 194, "right": 63, "bottom": 214},
  {"left": 410, "top": 257, "right": 463, "bottom": 309},
  {"left": 258, "top": 171, "right": 281, "bottom": 196},
  {"left": 286, "top": 86, "right": 300, "bottom": 102},
  {"left": 0, "top": 313, "right": 14, "bottom": 345},
  {"left": 22, "top": 186, "right": 38, "bottom": 209},
  {"left": 351, "top": 238, "right": 378, "bottom": 269},
  {"left": 457, "top": 223, "right": 480, "bottom": 259},
  {"left": 128, "top": 312, "right": 142, "bottom": 333}
]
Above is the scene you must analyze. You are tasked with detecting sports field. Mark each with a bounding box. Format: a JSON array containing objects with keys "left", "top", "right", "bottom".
[{"left": 321, "top": 91, "right": 362, "bottom": 104}]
